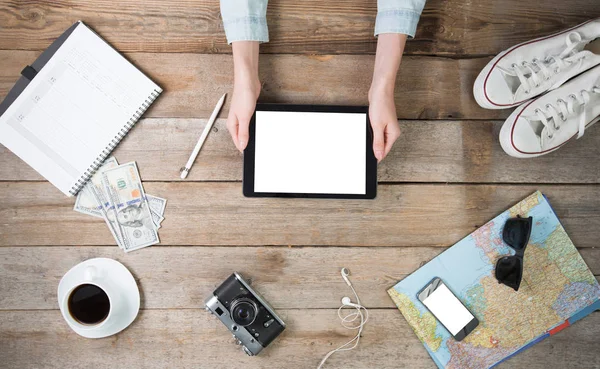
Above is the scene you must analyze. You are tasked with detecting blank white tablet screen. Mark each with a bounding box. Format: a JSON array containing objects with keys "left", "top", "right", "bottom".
[{"left": 254, "top": 111, "right": 366, "bottom": 194}]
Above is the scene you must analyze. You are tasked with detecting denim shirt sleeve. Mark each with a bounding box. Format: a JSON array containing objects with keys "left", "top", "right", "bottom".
[
  {"left": 375, "top": 0, "right": 426, "bottom": 38},
  {"left": 220, "top": 0, "right": 269, "bottom": 44}
]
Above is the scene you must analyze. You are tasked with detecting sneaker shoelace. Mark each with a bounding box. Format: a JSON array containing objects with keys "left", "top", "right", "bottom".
[
  {"left": 499, "top": 32, "right": 590, "bottom": 94},
  {"left": 526, "top": 86, "right": 600, "bottom": 147}
]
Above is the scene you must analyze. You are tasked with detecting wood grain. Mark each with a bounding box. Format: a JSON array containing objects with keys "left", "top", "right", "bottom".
[
  {"left": 0, "top": 0, "right": 598, "bottom": 55},
  {"left": 1, "top": 2, "right": 599, "bottom": 369},
  {"left": 0, "top": 182, "right": 598, "bottom": 247},
  {"left": 0, "top": 50, "right": 508, "bottom": 120},
  {"left": 0, "top": 246, "right": 597, "bottom": 310},
  {"left": 1, "top": 118, "right": 598, "bottom": 183},
  {"left": 0, "top": 309, "right": 598, "bottom": 369}
]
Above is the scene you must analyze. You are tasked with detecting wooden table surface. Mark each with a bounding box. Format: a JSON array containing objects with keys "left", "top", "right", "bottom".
[{"left": 1, "top": 1, "right": 600, "bottom": 368}]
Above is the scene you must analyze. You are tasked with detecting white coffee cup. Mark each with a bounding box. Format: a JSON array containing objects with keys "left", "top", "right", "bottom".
[
  {"left": 60, "top": 265, "right": 123, "bottom": 331},
  {"left": 58, "top": 258, "right": 139, "bottom": 338}
]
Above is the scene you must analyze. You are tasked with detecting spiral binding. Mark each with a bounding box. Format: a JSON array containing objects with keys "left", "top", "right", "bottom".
[{"left": 68, "top": 89, "right": 162, "bottom": 196}]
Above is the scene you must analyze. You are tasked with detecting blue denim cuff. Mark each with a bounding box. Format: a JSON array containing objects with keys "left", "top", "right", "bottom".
[
  {"left": 374, "top": 9, "right": 421, "bottom": 38},
  {"left": 223, "top": 16, "right": 269, "bottom": 44}
]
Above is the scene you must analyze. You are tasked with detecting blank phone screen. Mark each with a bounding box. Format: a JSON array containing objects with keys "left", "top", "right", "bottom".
[
  {"left": 422, "top": 284, "right": 474, "bottom": 335},
  {"left": 254, "top": 111, "right": 366, "bottom": 195}
]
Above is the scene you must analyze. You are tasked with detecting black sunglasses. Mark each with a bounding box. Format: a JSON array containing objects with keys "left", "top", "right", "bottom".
[{"left": 494, "top": 215, "right": 533, "bottom": 291}]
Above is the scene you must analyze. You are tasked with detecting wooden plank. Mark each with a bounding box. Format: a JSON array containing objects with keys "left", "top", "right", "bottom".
[
  {"left": 0, "top": 246, "right": 597, "bottom": 310},
  {"left": 2, "top": 118, "right": 598, "bottom": 183},
  {"left": 0, "top": 309, "right": 598, "bottom": 369},
  {"left": 0, "top": 1, "right": 598, "bottom": 55},
  {"left": 0, "top": 182, "right": 598, "bottom": 247},
  {"left": 0, "top": 50, "right": 508, "bottom": 120}
]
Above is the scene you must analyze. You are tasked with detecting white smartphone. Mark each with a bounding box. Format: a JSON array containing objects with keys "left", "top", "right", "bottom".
[{"left": 417, "top": 277, "right": 479, "bottom": 341}]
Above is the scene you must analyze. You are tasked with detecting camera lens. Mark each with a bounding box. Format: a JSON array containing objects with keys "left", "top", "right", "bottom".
[{"left": 230, "top": 297, "right": 258, "bottom": 326}]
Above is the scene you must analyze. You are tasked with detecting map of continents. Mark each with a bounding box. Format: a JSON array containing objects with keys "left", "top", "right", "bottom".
[{"left": 388, "top": 191, "right": 600, "bottom": 369}]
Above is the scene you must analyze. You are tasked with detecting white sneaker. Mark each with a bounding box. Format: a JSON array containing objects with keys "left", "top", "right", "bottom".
[
  {"left": 499, "top": 65, "right": 600, "bottom": 158},
  {"left": 474, "top": 18, "right": 600, "bottom": 109}
]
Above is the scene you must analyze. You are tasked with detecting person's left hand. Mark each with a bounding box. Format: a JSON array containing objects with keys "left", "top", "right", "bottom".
[{"left": 368, "top": 85, "right": 401, "bottom": 162}]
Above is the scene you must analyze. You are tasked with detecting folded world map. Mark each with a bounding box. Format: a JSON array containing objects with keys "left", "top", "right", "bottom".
[{"left": 388, "top": 191, "right": 600, "bottom": 369}]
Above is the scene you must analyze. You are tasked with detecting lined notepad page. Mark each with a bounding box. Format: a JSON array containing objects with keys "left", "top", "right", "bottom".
[{"left": 0, "top": 22, "right": 161, "bottom": 196}]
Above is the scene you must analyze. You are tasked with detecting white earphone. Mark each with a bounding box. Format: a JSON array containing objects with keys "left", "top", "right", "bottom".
[
  {"left": 341, "top": 267, "right": 352, "bottom": 286},
  {"left": 317, "top": 268, "right": 369, "bottom": 369},
  {"left": 341, "top": 296, "right": 359, "bottom": 307}
]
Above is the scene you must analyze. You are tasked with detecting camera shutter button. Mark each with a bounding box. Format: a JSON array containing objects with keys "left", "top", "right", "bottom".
[{"left": 264, "top": 318, "right": 275, "bottom": 328}]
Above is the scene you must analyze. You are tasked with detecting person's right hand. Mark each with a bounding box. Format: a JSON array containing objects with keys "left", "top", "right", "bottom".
[{"left": 226, "top": 41, "right": 261, "bottom": 152}]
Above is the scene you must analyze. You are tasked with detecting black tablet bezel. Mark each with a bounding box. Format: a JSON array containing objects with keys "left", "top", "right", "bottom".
[{"left": 243, "top": 104, "right": 377, "bottom": 199}]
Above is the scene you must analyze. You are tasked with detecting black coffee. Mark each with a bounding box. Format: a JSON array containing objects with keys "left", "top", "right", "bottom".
[{"left": 68, "top": 284, "right": 110, "bottom": 325}]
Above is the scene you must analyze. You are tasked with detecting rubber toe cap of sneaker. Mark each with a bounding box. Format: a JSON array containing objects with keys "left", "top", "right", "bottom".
[
  {"left": 481, "top": 69, "right": 516, "bottom": 107},
  {"left": 500, "top": 116, "right": 542, "bottom": 158}
]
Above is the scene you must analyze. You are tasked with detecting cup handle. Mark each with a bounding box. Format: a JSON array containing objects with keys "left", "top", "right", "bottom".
[{"left": 83, "top": 266, "right": 98, "bottom": 282}]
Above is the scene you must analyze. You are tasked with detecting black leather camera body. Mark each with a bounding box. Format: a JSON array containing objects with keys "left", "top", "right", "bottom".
[{"left": 205, "top": 273, "right": 286, "bottom": 356}]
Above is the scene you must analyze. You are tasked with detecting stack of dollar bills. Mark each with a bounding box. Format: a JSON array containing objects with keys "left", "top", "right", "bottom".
[{"left": 73, "top": 157, "right": 165, "bottom": 252}]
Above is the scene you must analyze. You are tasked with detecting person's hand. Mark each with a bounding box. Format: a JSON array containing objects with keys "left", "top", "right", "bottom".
[
  {"left": 368, "top": 84, "right": 401, "bottom": 162},
  {"left": 368, "top": 33, "right": 407, "bottom": 162},
  {"left": 227, "top": 77, "right": 261, "bottom": 152},
  {"left": 225, "top": 41, "right": 261, "bottom": 152}
]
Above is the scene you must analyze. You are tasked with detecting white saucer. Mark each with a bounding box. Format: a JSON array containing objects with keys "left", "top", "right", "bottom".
[{"left": 57, "top": 258, "right": 140, "bottom": 338}]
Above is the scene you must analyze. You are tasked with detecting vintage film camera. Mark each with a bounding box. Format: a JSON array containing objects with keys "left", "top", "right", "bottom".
[{"left": 205, "top": 273, "right": 286, "bottom": 356}]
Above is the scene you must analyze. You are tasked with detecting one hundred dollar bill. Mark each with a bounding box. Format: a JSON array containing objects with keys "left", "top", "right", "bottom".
[
  {"left": 89, "top": 183, "right": 127, "bottom": 248},
  {"left": 73, "top": 157, "right": 119, "bottom": 218},
  {"left": 147, "top": 194, "right": 167, "bottom": 216},
  {"left": 150, "top": 210, "right": 163, "bottom": 229},
  {"left": 147, "top": 194, "right": 167, "bottom": 229},
  {"left": 78, "top": 187, "right": 165, "bottom": 231},
  {"left": 101, "top": 162, "right": 160, "bottom": 252}
]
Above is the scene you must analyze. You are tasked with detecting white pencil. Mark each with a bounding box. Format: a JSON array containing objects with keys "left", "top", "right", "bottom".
[{"left": 180, "top": 93, "right": 227, "bottom": 179}]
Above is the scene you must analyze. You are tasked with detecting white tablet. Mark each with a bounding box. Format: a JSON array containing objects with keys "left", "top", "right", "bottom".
[{"left": 243, "top": 104, "right": 377, "bottom": 199}]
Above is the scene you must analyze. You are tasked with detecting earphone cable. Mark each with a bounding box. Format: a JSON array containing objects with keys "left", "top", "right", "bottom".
[{"left": 317, "top": 274, "right": 369, "bottom": 369}]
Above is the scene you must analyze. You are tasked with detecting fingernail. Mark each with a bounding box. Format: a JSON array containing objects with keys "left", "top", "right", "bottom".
[{"left": 376, "top": 150, "right": 383, "bottom": 160}]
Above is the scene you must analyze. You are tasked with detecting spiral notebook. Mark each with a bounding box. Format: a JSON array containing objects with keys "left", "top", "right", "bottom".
[{"left": 0, "top": 21, "right": 162, "bottom": 196}]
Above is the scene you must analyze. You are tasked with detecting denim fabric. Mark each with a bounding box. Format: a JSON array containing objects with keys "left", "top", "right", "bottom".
[
  {"left": 220, "top": 0, "right": 269, "bottom": 43},
  {"left": 220, "top": 0, "right": 426, "bottom": 43},
  {"left": 375, "top": 0, "right": 426, "bottom": 37}
]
